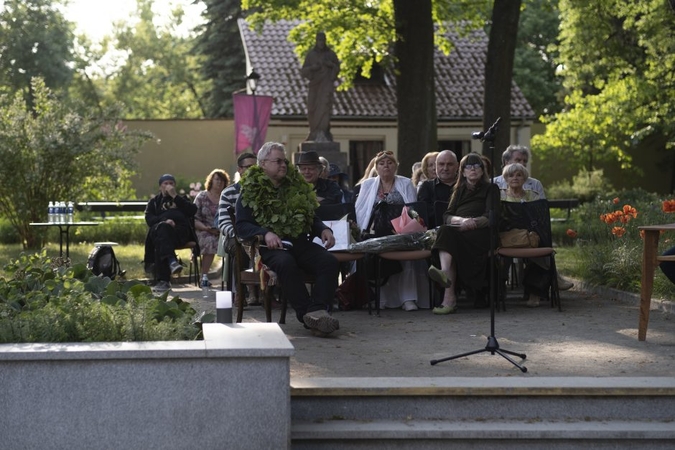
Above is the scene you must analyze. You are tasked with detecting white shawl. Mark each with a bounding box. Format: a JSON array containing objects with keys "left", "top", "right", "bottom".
[{"left": 355, "top": 175, "right": 417, "bottom": 231}]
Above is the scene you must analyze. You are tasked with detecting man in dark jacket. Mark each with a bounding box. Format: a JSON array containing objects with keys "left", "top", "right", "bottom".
[
  {"left": 144, "top": 174, "right": 198, "bottom": 293},
  {"left": 295, "top": 150, "right": 343, "bottom": 205},
  {"left": 236, "top": 142, "right": 340, "bottom": 336},
  {"left": 417, "top": 150, "right": 459, "bottom": 228}
]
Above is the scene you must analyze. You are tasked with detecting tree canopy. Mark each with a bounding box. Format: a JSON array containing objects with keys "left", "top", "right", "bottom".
[{"left": 532, "top": 0, "right": 675, "bottom": 187}]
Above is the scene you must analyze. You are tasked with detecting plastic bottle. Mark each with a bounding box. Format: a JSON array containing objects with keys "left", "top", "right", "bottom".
[
  {"left": 48, "top": 201, "right": 55, "bottom": 223},
  {"left": 201, "top": 274, "right": 210, "bottom": 298},
  {"left": 67, "top": 201, "right": 74, "bottom": 223},
  {"left": 58, "top": 201, "right": 65, "bottom": 223}
]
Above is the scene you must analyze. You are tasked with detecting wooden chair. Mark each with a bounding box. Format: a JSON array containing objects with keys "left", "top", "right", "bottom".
[
  {"left": 497, "top": 199, "right": 560, "bottom": 312},
  {"left": 229, "top": 207, "right": 324, "bottom": 324}
]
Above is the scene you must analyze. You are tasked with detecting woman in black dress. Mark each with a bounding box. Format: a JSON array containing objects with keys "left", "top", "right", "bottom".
[{"left": 427, "top": 153, "right": 499, "bottom": 314}]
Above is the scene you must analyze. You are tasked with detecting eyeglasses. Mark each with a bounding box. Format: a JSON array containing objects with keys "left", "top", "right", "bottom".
[
  {"left": 264, "top": 158, "right": 289, "bottom": 165},
  {"left": 376, "top": 150, "right": 394, "bottom": 158},
  {"left": 464, "top": 163, "right": 483, "bottom": 171},
  {"left": 239, "top": 164, "right": 255, "bottom": 169}
]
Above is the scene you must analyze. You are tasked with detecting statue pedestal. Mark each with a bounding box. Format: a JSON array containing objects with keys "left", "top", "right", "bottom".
[{"left": 295, "top": 141, "right": 347, "bottom": 172}]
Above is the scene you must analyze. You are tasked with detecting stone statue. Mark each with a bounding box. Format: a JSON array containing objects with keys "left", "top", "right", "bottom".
[{"left": 301, "top": 32, "right": 340, "bottom": 142}]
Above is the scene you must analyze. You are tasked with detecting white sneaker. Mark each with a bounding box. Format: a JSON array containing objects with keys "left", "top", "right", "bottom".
[
  {"left": 557, "top": 276, "right": 574, "bottom": 291},
  {"left": 402, "top": 300, "right": 418, "bottom": 311},
  {"left": 169, "top": 260, "right": 183, "bottom": 275}
]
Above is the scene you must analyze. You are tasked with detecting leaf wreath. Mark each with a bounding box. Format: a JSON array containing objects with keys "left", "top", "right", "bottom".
[{"left": 240, "top": 164, "right": 319, "bottom": 238}]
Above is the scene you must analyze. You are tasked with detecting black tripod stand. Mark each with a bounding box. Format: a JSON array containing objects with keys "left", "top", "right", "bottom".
[{"left": 430, "top": 117, "right": 527, "bottom": 372}]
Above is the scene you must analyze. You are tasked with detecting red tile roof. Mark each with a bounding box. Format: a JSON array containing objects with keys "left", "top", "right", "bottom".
[{"left": 239, "top": 19, "right": 534, "bottom": 121}]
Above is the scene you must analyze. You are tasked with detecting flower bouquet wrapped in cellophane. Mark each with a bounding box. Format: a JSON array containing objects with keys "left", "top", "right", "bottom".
[{"left": 348, "top": 229, "right": 437, "bottom": 253}]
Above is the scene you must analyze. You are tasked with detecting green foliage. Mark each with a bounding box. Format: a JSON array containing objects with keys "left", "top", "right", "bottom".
[
  {"left": 561, "top": 189, "right": 675, "bottom": 297},
  {"left": 513, "top": 0, "right": 563, "bottom": 116},
  {"left": 0, "top": 0, "right": 74, "bottom": 105},
  {"left": 0, "top": 78, "right": 153, "bottom": 249},
  {"left": 0, "top": 252, "right": 204, "bottom": 343},
  {"left": 240, "top": 165, "right": 318, "bottom": 238},
  {"left": 534, "top": 0, "right": 675, "bottom": 177},
  {"left": 546, "top": 168, "right": 613, "bottom": 203}
]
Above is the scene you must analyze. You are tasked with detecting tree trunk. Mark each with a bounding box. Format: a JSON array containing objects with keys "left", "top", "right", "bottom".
[
  {"left": 482, "top": 0, "right": 521, "bottom": 176},
  {"left": 393, "top": 0, "right": 436, "bottom": 177}
]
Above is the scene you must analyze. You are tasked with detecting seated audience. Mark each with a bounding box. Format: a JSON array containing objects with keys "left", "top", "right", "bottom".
[
  {"left": 328, "top": 163, "right": 354, "bottom": 203},
  {"left": 493, "top": 145, "right": 545, "bottom": 198},
  {"left": 194, "top": 169, "right": 230, "bottom": 280},
  {"left": 217, "top": 153, "right": 258, "bottom": 303},
  {"left": 417, "top": 150, "right": 459, "bottom": 228},
  {"left": 144, "top": 174, "right": 198, "bottom": 293},
  {"left": 428, "top": 153, "right": 500, "bottom": 314},
  {"left": 235, "top": 142, "right": 340, "bottom": 337},
  {"left": 355, "top": 150, "right": 429, "bottom": 311},
  {"left": 296, "top": 151, "right": 343, "bottom": 205}
]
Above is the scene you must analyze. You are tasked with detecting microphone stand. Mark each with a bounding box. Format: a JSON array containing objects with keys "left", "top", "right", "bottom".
[{"left": 430, "top": 117, "right": 527, "bottom": 372}]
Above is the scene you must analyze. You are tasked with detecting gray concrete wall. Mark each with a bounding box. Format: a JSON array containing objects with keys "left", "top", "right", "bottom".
[{"left": 0, "top": 323, "right": 294, "bottom": 450}]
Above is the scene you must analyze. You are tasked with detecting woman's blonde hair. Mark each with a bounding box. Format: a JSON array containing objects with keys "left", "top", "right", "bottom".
[{"left": 421, "top": 151, "right": 439, "bottom": 179}]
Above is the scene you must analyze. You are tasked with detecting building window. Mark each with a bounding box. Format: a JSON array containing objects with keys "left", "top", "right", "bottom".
[{"left": 349, "top": 140, "right": 384, "bottom": 184}]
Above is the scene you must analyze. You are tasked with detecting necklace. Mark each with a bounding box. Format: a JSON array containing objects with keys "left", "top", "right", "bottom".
[
  {"left": 379, "top": 179, "right": 394, "bottom": 194},
  {"left": 507, "top": 188, "right": 525, "bottom": 199}
]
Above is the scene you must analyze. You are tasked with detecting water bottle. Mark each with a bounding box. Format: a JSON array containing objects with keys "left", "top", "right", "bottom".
[
  {"left": 201, "top": 274, "right": 210, "bottom": 298},
  {"left": 67, "top": 201, "right": 74, "bottom": 223},
  {"left": 58, "top": 201, "right": 66, "bottom": 223},
  {"left": 48, "top": 201, "right": 55, "bottom": 223}
]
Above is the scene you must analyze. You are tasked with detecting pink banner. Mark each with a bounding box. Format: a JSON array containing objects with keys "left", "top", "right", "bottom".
[{"left": 233, "top": 93, "right": 274, "bottom": 155}]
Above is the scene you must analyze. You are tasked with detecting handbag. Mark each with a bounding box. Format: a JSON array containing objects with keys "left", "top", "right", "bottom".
[
  {"left": 499, "top": 228, "right": 540, "bottom": 248},
  {"left": 335, "top": 272, "right": 370, "bottom": 311}
]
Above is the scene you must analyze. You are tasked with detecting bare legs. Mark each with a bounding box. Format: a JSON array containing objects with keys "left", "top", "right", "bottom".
[
  {"left": 201, "top": 253, "right": 215, "bottom": 276},
  {"left": 438, "top": 250, "right": 458, "bottom": 308}
]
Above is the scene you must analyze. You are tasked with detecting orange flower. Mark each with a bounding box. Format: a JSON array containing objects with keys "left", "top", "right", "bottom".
[
  {"left": 613, "top": 197, "right": 620, "bottom": 204},
  {"left": 622, "top": 204, "right": 637, "bottom": 219},
  {"left": 566, "top": 229, "right": 577, "bottom": 238},
  {"left": 611, "top": 226, "right": 626, "bottom": 237},
  {"left": 663, "top": 199, "right": 675, "bottom": 213}
]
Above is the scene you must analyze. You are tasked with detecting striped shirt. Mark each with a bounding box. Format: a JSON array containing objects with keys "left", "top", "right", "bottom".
[{"left": 217, "top": 182, "right": 241, "bottom": 238}]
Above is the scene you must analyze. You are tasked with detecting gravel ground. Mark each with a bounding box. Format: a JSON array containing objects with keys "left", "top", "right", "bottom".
[{"left": 174, "top": 280, "right": 674, "bottom": 378}]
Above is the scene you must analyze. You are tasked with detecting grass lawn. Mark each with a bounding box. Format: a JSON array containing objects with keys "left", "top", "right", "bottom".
[{"left": 0, "top": 243, "right": 198, "bottom": 281}]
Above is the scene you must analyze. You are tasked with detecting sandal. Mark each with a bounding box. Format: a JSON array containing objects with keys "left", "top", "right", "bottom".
[
  {"left": 428, "top": 266, "right": 452, "bottom": 288},
  {"left": 432, "top": 304, "right": 458, "bottom": 315}
]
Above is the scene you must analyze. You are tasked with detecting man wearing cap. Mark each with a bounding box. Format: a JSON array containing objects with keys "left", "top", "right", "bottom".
[
  {"left": 144, "top": 174, "right": 198, "bottom": 293},
  {"left": 328, "top": 163, "right": 354, "bottom": 203},
  {"left": 296, "top": 151, "right": 343, "bottom": 205},
  {"left": 417, "top": 150, "right": 459, "bottom": 228},
  {"left": 236, "top": 142, "right": 340, "bottom": 336}
]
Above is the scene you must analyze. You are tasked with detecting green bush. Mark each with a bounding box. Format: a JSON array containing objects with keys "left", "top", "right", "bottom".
[
  {"left": 562, "top": 188, "right": 675, "bottom": 297},
  {"left": 0, "top": 217, "right": 21, "bottom": 244},
  {"left": 0, "top": 251, "right": 212, "bottom": 343},
  {"left": 547, "top": 168, "right": 613, "bottom": 202}
]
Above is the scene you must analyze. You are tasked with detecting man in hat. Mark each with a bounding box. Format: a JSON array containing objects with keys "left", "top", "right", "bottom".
[
  {"left": 328, "top": 163, "right": 354, "bottom": 203},
  {"left": 296, "top": 151, "right": 343, "bottom": 205},
  {"left": 144, "top": 174, "right": 198, "bottom": 293},
  {"left": 236, "top": 142, "right": 340, "bottom": 336}
]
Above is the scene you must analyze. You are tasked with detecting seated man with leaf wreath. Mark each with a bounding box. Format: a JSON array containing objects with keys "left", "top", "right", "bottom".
[{"left": 235, "top": 142, "right": 341, "bottom": 337}]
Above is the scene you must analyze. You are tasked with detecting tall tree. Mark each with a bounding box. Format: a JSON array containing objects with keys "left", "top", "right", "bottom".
[
  {"left": 194, "top": 0, "right": 247, "bottom": 117},
  {"left": 69, "top": 0, "right": 209, "bottom": 118},
  {"left": 512, "top": 0, "right": 562, "bottom": 117},
  {"left": 0, "top": 0, "right": 74, "bottom": 107},
  {"left": 392, "top": 0, "right": 436, "bottom": 174},
  {"left": 532, "top": 0, "right": 675, "bottom": 189},
  {"left": 482, "top": 0, "right": 522, "bottom": 162}
]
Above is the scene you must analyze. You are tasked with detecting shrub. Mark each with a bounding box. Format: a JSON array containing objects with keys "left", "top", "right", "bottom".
[
  {"left": 0, "top": 251, "right": 211, "bottom": 343},
  {"left": 547, "top": 168, "right": 613, "bottom": 202}
]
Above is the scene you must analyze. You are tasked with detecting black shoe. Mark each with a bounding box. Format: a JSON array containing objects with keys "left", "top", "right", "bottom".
[{"left": 469, "top": 288, "right": 489, "bottom": 308}]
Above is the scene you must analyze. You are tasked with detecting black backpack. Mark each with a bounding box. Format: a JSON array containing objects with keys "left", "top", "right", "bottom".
[{"left": 87, "top": 245, "right": 124, "bottom": 279}]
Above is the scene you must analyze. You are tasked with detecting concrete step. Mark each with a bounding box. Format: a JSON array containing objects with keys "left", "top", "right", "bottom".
[{"left": 290, "top": 377, "right": 675, "bottom": 448}]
